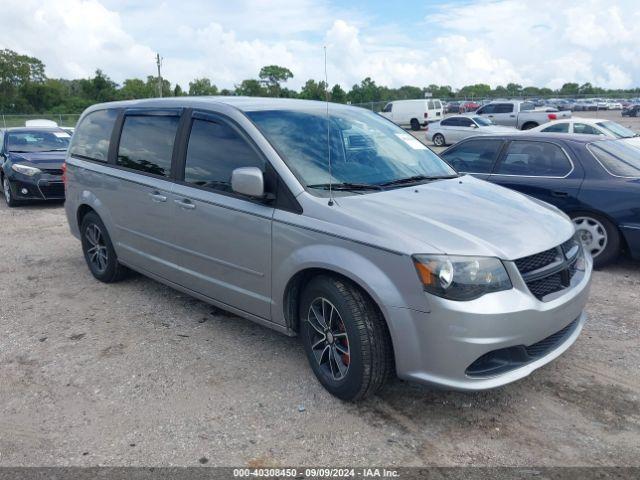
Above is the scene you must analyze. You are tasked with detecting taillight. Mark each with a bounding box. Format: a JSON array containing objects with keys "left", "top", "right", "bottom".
[
  {"left": 548, "top": 113, "right": 557, "bottom": 120},
  {"left": 61, "top": 162, "right": 67, "bottom": 188},
  {"left": 424, "top": 112, "right": 428, "bottom": 119}
]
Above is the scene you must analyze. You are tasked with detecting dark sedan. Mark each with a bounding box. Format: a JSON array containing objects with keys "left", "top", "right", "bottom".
[
  {"left": 0, "top": 127, "right": 70, "bottom": 207},
  {"left": 440, "top": 133, "right": 640, "bottom": 267}
]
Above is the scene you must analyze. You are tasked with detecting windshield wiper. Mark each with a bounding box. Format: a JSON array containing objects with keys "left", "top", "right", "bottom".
[
  {"left": 306, "top": 182, "right": 385, "bottom": 191},
  {"left": 380, "top": 174, "right": 458, "bottom": 187}
]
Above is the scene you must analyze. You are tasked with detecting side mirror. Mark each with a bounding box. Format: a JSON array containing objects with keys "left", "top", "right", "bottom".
[{"left": 231, "top": 167, "right": 265, "bottom": 198}]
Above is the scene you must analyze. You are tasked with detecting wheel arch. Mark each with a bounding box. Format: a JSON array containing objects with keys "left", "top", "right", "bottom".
[{"left": 567, "top": 208, "right": 628, "bottom": 252}]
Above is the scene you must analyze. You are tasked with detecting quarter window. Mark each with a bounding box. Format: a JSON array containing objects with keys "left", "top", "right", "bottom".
[
  {"left": 70, "top": 109, "right": 118, "bottom": 162},
  {"left": 116, "top": 115, "right": 179, "bottom": 177},
  {"left": 541, "top": 122, "right": 570, "bottom": 133},
  {"left": 184, "top": 118, "right": 264, "bottom": 193},
  {"left": 440, "top": 139, "right": 503, "bottom": 173},
  {"left": 496, "top": 141, "right": 572, "bottom": 177}
]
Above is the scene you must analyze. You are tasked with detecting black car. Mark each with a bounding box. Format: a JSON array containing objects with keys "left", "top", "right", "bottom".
[
  {"left": 0, "top": 127, "right": 70, "bottom": 206},
  {"left": 622, "top": 104, "right": 640, "bottom": 117},
  {"left": 440, "top": 133, "right": 640, "bottom": 267}
]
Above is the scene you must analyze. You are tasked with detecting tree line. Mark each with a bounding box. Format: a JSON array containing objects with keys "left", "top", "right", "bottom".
[{"left": 1, "top": 48, "right": 639, "bottom": 114}]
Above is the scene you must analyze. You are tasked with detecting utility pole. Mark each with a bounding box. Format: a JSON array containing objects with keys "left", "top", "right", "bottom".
[{"left": 156, "top": 53, "right": 163, "bottom": 97}]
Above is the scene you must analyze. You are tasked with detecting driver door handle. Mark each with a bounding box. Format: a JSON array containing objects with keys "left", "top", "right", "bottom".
[
  {"left": 175, "top": 198, "right": 196, "bottom": 210},
  {"left": 149, "top": 191, "right": 167, "bottom": 203}
]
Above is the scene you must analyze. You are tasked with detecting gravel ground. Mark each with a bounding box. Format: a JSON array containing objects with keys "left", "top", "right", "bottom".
[{"left": 1, "top": 110, "right": 639, "bottom": 467}]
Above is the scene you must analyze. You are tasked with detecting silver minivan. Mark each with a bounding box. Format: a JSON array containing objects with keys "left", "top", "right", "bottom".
[{"left": 64, "top": 97, "right": 592, "bottom": 401}]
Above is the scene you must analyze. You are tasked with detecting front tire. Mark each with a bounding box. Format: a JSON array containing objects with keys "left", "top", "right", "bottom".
[
  {"left": 80, "top": 212, "right": 128, "bottom": 282},
  {"left": 571, "top": 212, "right": 620, "bottom": 268},
  {"left": 299, "top": 275, "right": 393, "bottom": 401},
  {"left": 3, "top": 176, "right": 20, "bottom": 207},
  {"left": 433, "top": 133, "right": 446, "bottom": 147}
]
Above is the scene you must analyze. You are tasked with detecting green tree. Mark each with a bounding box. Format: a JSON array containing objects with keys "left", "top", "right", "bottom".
[
  {"left": 559, "top": 82, "right": 579, "bottom": 95},
  {"left": 330, "top": 84, "right": 347, "bottom": 103},
  {"left": 0, "top": 48, "right": 46, "bottom": 111},
  {"left": 258, "top": 65, "right": 293, "bottom": 97},
  {"left": 299, "top": 79, "right": 327, "bottom": 100},
  {"left": 119, "top": 78, "right": 154, "bottom": 99},
  {"left": 188, "top": 77, "right": 219, "bottom": 96},
  {"left": 235, "top": 79, "right": 266, "bottom": 97}
]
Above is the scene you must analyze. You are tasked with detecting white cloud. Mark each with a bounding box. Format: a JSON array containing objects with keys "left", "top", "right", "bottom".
[{"left": 0, "top": 0, "right": 638, "bottom": 92}]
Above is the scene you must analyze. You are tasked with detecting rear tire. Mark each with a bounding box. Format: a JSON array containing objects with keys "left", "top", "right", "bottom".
[
  {"left": 299, "top": 275, "right": 394, "bottom": 401},
  {"left": 433, "top": 133, "right": 446, "bottom": 147},
  {"left": 80, "top": 211, "right": 128, "bottom": 283},
  {"left": 570, "top": 212, "right": 620, "bottom": 268},
  {"left": 410, "top": 118, "right": 421, "bottom": 131}
]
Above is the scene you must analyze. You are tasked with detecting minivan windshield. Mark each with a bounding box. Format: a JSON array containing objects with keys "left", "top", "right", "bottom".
[{"left": 247, "top": 107, "right": 456, "bottom": 194}]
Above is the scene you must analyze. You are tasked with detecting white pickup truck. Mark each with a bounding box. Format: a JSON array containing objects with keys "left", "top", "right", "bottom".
[{"left": 474, "top": 100, "right": 571, "bottom": 130}]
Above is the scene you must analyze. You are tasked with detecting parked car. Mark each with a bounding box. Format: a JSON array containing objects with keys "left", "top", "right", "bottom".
[
  {"left": 474, "top": 100, "right": 571, "bottom": 130},
  {"left": 573, "top": 99, "right": 599, "bottom": 111},
  {"left": 440, "top": 133, "right": 640, "bottom": 266},
  {"left": 64, "top": 97, "right": 591, "bottom": 400},
  {"left": 1, "top": 126, "right": 71, "bottom": 206},
  {"left": 380, "top": 99, "right": 444, "bottom": 130},
  {"left": 606, "top": 101, "right": 623, "bottom": 110},
  {"left": 622, "top": 104, "right": 640, "bottom": 117},
  {"left": 445, "top": 101, "right": 462, "bottom": 113},
  {"left": 459, "top": 101, "right": 480, "bottom": 113},
  {"left": 530, "top": 118, "right": 638, "bottom": 139},
  {"left": 427, "top": 115, "right": 516, "bottom": 146}
]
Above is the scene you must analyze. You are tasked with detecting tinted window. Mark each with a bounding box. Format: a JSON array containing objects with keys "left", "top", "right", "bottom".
[
  {"left": 382, "top": 103, "right": 392, "bottom": 113},
  {"left": 184, "top": 119, "right": 264, "bottom": 193},
  {"left": 441, "top": 139, "right": 503, "bottom": 173},
  {"left": 70, "top": 109, "right": 118, "bottom": 161},
  {"left": 116, "top": 115, "right": 179, "bottom": 177},
  {"left": 588, "top": 141, "right": 640, "bottom": 177},
  {"left": 496, "top": 141, "right": 571, "bottom": 176},
  {"left": 478, "top": 104, "right": 496, "bottom": 114},
  {"left": 440, "top": 118, "right": 458, "bottom": 127},
  {"left": 494, "top": 103, "right": 514, "bottom": 113},
  {"left": 541, "top": 122, "right": 570, "bottom": 133},
  {"left": 573, "top": 123, "right": 600, "bottom": 135},
  {"left": 458, "top": 117, "right": 474, "bottom": 127}
]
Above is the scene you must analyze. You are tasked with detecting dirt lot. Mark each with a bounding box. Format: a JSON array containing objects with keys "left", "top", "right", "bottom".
[{"left": 1, "top": 112, "right": 640, "bottom": 467}]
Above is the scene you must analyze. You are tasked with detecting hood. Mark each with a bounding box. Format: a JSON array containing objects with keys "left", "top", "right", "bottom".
[
  {"left": 8, "top": 151, "right": 66, "bottom": 169},
  {"left": 330, "top": 175, "right": 574, "bottom": 260}
]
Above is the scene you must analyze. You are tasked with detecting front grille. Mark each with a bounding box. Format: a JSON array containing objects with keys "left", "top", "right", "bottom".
[
  {"left": 466, "top": 318, "right": 579, "bottom": 377},
  {"left": 39, "top": 182, "right": 65, "bottom": 199},
  {"left": 42, "top": 168, "right": 63, "bottom": 176},
  {"left": 515, "top": 238, "right": 582, "bottom": 301}
]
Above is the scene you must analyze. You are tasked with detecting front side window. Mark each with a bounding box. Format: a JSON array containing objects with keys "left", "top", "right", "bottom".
[
  {"left": 440, "top": 139, "right": 503, "bottom": 173},
  {"left": 496, "top": 140, "right": 572, "bottom": 177},
  {"left": 458, "top": 117, "right": 474, "bottom": 127},
  {"left": 184, "top": 118, "right": 265, "bottom": 193},
  {"left": 573, "top": 123, "right": 600, "bottom": 135},
  {"left": 477, "top": 104, "right": 496, "bottom": 115},
  {"left": 541, "top": 122, "right": 570, "bottom": 133},
  {"left": 7, "top": 129, "right": 71, "bottom": 153},
  {"left": 473, "top": 116, "right": 493, "bottom": 126},
  {"left": 588, "top": 140, "right": 640, "bottom": 177},
  {"left": 494, "top": 103, "right": 514, "bottom": 113},
  {"left": 440, "top": 118, "right": 457, "bottom": 127},
  {"left": 247, "top": 107, "right": 455, "bottom": 195},
  {"left": 116, "top": 115, "right": 179, "bottom": 177},
  {"left": 70, "top": 109, "right": 118, "bottom": 161}
]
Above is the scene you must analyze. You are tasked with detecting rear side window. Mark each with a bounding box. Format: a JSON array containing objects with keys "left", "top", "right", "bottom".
[
  {"left": 116, "top": 115, "right": 179, "bottom": 177},
  {"left": 183, "top": 118, "right": 264, "bottom": 193},
  {"left": 541, "top": 122, "right": 569, "bottom": 133},
  {"left": 440, "top": 118, "right": 458, "bottom": 127},
  {"left": 496, "top": 141, "right": 572, "bottom": 177},
  {"left": 494, "top": 103, "right": 514, "bottom": 113},
  {"left": 441, "top": 139, "right": 503, "bottom": 173},
  {"left": 70, "top": 109, "right": 118, "bottom": 162}
]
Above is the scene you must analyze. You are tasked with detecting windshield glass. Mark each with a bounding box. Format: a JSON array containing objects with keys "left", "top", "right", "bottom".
[
  {"left": 247, "top": 107, "right": 456, "bottom": 194},
  {"left": 6, "top": 130, "right": 71, "bottom": 153},
  {"left": 595, "top": 121, "right": 636, "bottom": 139},
  {"left": 473, "top": 116, "right": 493, "bottom": 126},
  {"left": 588, "top": 140, "right": 640, "bottom": 177}
]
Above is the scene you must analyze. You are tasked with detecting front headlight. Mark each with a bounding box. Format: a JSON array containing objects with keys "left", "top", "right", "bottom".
[
  {"left": 413, "top": 255, "right": 512, "bottom": 301},
  {"left": 11, "top": 164, "right": 41, "bottom": 176}
]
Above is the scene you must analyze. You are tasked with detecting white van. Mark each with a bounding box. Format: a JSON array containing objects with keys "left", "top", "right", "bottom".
[{"left": 379, "top": 99, "right": 444, "bottom": 130}]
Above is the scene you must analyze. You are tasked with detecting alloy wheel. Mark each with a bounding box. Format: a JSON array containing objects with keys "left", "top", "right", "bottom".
[
  {"left": 85, "top": 223, "right": 109, "bottom": 272},
  {"left": 306, "top": 297, "right": 351, "bottom": 381},
  {"left": 573, "top": 216, "right": 608, "bottom": 258}
]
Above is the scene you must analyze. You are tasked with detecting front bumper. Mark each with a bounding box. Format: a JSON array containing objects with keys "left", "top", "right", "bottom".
[
  {"left": 387, "top": 252, "right": 592, "bottom": 390},
  {"left": 7, "top": 173, "right": 64, "bottom": 201}
]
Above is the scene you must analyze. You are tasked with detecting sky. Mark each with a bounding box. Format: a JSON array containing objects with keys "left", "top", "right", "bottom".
[{"left": 1, "top": 0, "right": 639, "bottom": 91}]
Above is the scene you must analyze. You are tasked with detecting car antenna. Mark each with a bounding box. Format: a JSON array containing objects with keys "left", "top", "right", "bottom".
[{"left": 324, "top": 45, "right": 334, "bottom": 206}]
